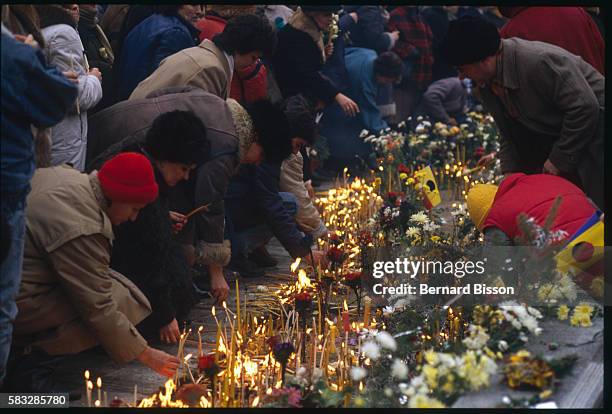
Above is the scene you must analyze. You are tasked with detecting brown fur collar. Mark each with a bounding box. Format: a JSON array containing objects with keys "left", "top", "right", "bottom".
[{"left": 35, "top": 4, "right": 76, "bottom": 29}]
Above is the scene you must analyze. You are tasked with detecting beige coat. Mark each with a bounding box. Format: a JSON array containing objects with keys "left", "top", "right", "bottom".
[
  {"left": 129, "top": 39, "right": 232, "bottom": 100},
  {"left": 14, "top": 166, "right": 151, "bottom": 363},
  {"left": 280, "top": 152, "right": 327, "bottom": 239}
]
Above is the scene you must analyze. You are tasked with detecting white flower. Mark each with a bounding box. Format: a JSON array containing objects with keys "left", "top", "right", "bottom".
[
  {"left": 256, "top": 285, "right": 268, "bottom": 292},
  {"left": 497, "top": 340, "right": 508, "bottom": 352},
  {"left": 391, "top": 359, "right": 409, "bottom": 379},
  {"left": 406, "top": 227, "right": 421, "bottom": 238},
  {"left": 462, "top": 325, "right": 490, "bottom": 350},
  {"left": 410, "top": 211, "right": 429, "bottom": 225},
  {"left": 376, "top": 331, "right": 397, "bottom": 351},
  {"left": 422, "top": 221, "right": 440, "bottom": 232},
  {"left": 350, "top": 366, "right": 367, "bottom": 381},
  {"left": 359, "top": 129, "right": 370, "bottom": 138},
  {"left": 362, "top": 341, "right": 381, "bottom": 360},
  {"left": 382, "top": 306, "right": 395, "bottom": 316}
]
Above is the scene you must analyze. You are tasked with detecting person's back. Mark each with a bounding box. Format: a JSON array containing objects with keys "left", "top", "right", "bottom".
[
  {"left": 117, "top": 13, "right": 197, "bottom": 100},
  {"left": 499, "top": 7, "right": 604, "bottom": 74},
  {"left": 467, "top": 173, "right": 597, "bottom": 245}
]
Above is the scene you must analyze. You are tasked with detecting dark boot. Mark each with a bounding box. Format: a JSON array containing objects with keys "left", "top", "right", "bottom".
[{"left": 248, "top": 245, "right": 278, "bottom": 268}]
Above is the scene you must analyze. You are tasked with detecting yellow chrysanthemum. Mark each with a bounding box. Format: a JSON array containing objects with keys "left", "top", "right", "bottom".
[{"left": 557, "top": 305, "right": 569, "bottom": 321}]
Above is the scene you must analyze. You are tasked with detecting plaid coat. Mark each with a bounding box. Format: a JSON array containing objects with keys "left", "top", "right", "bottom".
[{"left": 388, "top": 6, "right": 434, "bottom": 90}]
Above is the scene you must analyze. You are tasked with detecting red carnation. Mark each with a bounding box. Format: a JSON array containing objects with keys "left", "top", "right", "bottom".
[
  {"left": 295, "top": 291, "right": 313, "bottom": 303},
  {"left": 326, "top": 246, "right": 346, "bottom": 264},
  {"left": 398, "top": 163, "right": 411, "bottom": 174},
  {"left": 473, "top": 146, "right": 485, "bottom": 158},
  {"left": 345, "top": 272, "right": 362, "bottom": 281},
  {"left": 198, "top": 354, "right": 220, "bottom": 379}
]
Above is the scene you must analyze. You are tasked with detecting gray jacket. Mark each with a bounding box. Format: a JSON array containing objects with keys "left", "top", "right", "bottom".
[
  {"left": 41, "top": 14, "right": 102, "bottom": 171},
  {"left": 422, "top": 77, "right": 466, "bottom": 123}
]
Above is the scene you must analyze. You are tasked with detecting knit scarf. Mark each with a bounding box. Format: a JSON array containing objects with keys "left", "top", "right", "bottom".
[
  {"left": 79, "top": 6, "right": 97, "bottom": 27},
  {"left": 288, "top": 7, "right": 326, "bottom": 63}
]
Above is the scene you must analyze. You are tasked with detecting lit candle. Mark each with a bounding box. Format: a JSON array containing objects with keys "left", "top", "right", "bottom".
[
  {"left": 453, "top": 317, "right": 461, "bottom": 341},
  {"left": 198, "top": 326, "right": 204, "bottom": 357},
  {"left": 96, "top": 377, "right": 102, "bottom": 404},
  {"left": 342, "top": 300, "right": 350, "bottom": 333},
  {"left": 215, "top": 325, "right": 222, "bottom": 363},
  {"left": 84, "top": 370, "right": 90, "bottom": 406},
  {"left": 87, "top": 380, "right": 93, "bottom": 407}
]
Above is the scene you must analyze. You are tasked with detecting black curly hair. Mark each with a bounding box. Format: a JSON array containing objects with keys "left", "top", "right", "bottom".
[
  {"left": 283, "top": 94, "right": 318, "bottom": 145},
  {"left": 245, "top": 100, "right": 292, "bottom": 164},
  {"left": 212, "top": 13, "right": 277, "bottom": 57},
  {"left": 144, "top": 110, "right": 210, "bottom": 166}
]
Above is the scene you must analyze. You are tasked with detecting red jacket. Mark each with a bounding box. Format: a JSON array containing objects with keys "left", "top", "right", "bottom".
[
  {"left": 484, "top": 173, "right": 596, "bottom": 241},
  {"left": 499, "top": 7, "right": 604, "bottom": 75},
  {"left": 195, "top": 14, "right": 268, "bottom": 104}
]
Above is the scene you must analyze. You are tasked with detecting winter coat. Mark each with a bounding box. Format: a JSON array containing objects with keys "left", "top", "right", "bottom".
[
  {"left": 387, "top": 6, "right": 434, "bottom": 90},
  {"left": 479, "top": 38, "right": 604, "bottom": 209},
  {"left": 422, "top": 77, "right": 467, "bottom": 123},
  {"left": 344, "top": 6, "right": 395, "bottom": 53},
  {"left": 346, "top": 47, "right": 388, "bottom": 133},
  {"left": 226, "top": 161, "right": 314, "bottom": 259},
  {"left": 322, "top": 13, "right": 358, "bottom": 93},
  {"left": 196, "top": 13, "right": 269, "bottom": 104},
  {"left": 37, "top": 5, "right": 103, "bottom": 172},
  {"left": 1, "top": 31, "right": 77, "bottom": 197},
  {"left": 116, "top": 13, "right": 199, "bottom": 101},
  {"left": 319, "top": 47, "right": 385, "bottom": 160},
  {"left": 129, "top": 39, "right": 232, "bottom": 100},
  {"left": 14, "top": 166, "right": 151, "bottom": 362},
  {"left": 87, "top": 87, "right": 243, "bottom": 266},
  {"left": 280, "top": 152, "right": 327, "bottom": 239},
  {"left": 420, "top": 6, "right": 457, "bottom": 82},
  {"left": 483, "top": 173, "right": 597, "bottom": 242},
  {"left": 271, "top": 8, "right": 339, "bottom": 104},
  {"left": 87, "top": 138, "right": 195, "bottom": 328},
  {"left": 500, "top": 7, "right": 604, "bottom": 75}
]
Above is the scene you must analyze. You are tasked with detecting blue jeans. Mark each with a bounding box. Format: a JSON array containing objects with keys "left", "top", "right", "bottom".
[
  {"left": 0, "top": 192, "right": 27, "bottom": 386},
  {"left": 228, "top": 192, "right": 299, "bottom": 258}
]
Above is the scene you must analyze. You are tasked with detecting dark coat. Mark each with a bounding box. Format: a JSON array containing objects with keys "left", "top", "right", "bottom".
[
  {"left": 1, "top": 31, "right": 77, "bottom": 196},
  {"left": 322, "top": 13, "right": 357, "bottom": 93},
  {"left": 86, "top": 87, "right": 239, "bottom": 266},
  {"left": 420, "top": 6, "right": 457, "bottom": 82},
  {"left": 272, "top": 19, "right": 339, "bottom": 104},
  {"left": 116, "top": 13, "right": 199, "bottom": 101},
  {"left": 344, "top": 6, "right": 393, "bottom": 53},
  {"left": 225, "top": 162, "right": 313, "bottom": 259},
  {"left": 87, "top": 137, "right": 196, "bottom": 327}
]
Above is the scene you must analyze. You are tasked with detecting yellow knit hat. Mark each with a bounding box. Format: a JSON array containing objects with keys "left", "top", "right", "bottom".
[{"left": 466, "top": 184, "right": 498, "bottom": 230}]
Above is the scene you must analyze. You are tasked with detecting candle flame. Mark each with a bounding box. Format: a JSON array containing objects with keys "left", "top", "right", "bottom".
[
  {"left": 96, "top": 377, "right": 101, "bottom": 388},
  {"left": 184, "top": 353, "right": 192, "bottom": 363},
  {"left": 84, "top": 370, "right": 90, "bottom": 380},
  {"left": 211, "top": 306, "right": 216, "bottom": 316},
  {"left": 87, "top": 381, "right": 93, "bottom": 390},
  {"left": 94, "top": 400, "right": 100, "bottom": 407},
  {"left": 296, "top": 269, "right": 312, "bottom": 290},
  {"left": 343, "top": 299, "right": 348, "bottom": 312},
  {"left": 290, "top": 257, "right": 301, "bottom": 273},
  {"left": 198, "top": 326, "right": 203, "bottom": 333},
  {"left": 252, "top": 396, "right": 260, "bottom": 407}
]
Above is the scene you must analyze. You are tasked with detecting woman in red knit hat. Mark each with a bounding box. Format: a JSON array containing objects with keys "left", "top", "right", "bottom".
[{"left": 6, "top": 153, "right": 180, "bottom": 394}]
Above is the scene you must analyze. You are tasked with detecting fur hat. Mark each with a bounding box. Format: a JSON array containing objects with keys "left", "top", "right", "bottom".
[{"left": 441, "top": 16, "right": 501, "bottom": 66}]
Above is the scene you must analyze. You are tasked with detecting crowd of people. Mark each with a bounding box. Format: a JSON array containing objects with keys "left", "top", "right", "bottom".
[{"left": 0, "top": 4, "right": 605, "bottom": 396}]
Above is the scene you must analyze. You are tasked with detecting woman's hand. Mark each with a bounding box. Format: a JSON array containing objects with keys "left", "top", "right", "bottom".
[{"left": 335, "top": 93, "right": 360, "bottom": 117}]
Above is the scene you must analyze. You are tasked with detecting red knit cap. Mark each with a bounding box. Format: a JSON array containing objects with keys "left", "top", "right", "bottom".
[{"left": 98, "top": 152, "right": 159, "bottom": 204}]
